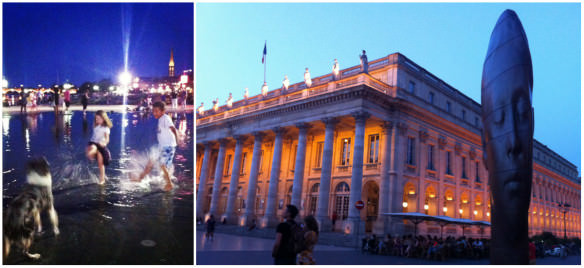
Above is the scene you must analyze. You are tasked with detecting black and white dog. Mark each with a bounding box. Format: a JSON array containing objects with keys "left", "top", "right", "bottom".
[{"left": 4, "top": 157, "right": 59, "bottom": 260}]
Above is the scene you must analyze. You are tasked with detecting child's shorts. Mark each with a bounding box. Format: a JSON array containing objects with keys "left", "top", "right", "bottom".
[
  {"left": 88, "top": 142, "right": 111, "bottom": 166},
  {"left": 158, "top": 146, "right": 176, "bottom": 169}
]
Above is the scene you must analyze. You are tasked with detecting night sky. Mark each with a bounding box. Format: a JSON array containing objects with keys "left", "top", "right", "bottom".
[{"left": 3, "top": 3, "right": 193, "bottom": 88}]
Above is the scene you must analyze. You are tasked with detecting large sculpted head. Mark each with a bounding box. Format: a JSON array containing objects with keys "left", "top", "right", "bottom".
[{"left": 481, "top": 9, "right": 533, "bottom": 217}]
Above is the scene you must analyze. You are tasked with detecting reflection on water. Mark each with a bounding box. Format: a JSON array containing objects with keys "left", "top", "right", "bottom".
[{"left": 2, "top": 111, "right": 193, "bottom": 264}]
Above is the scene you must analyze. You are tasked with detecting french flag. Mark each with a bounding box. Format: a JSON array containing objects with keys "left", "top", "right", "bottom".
[{"left": 262, "top": 42, "right": 267, "bottom": 64}]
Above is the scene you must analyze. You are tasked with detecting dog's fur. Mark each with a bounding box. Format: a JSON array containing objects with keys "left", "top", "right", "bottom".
[{"left": 4, "top": 157, "right": 59, "bottom": 260}]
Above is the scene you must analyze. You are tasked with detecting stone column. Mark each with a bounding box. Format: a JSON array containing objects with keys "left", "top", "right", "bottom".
[
  {"left": 389, "top": 122, "right": 408, "bottom": 234},
  {"left": 374, "top": 121, "right": 393, "bottom": 234},
  {"left": 209, "top": 138, "right": 228, "bottom": 217},
  {"left": 196, "top": 142, "right": 213, "bottom": 219},
  {"left": 223, "top": 135, "right": 246, "bottom": 224},
  {"left": 291, "top": 123, "right": 310, "bottom": 210},
  {"left": 347, "top": 111, "right": 370, "bottom": 234},
  {"left": 243, "top": 132, "right": 264, "bottom": 225},
  {"left": 315, "top": 117, "right": 338, "bottom": 231},
  {"left": 263, "top": 127, "right": 285, "bottom": 227}
]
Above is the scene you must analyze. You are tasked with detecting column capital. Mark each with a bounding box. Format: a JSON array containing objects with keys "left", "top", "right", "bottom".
[
  {"left": 381, "top": 121, "right": 393, "bottom": 131},
  {"left": 233, "top": 135, "right": 246, "bottom": 144},
  {"left": 351, "top": 111, "right": 370, "bottom": 123},
  {"left": 419, "top": 129, "right": 429, "bottom": 143},
  {"left": 397, "top": 122, "right": 408, "bottom": 136},
  {"left": 252, "top": 131, "right": 265, "bottom": 141},
  {"left": 321, "top": 117, "right": 340, "bottom": 128},
  {"left": 203, "top": 141, "right": 214, "bottom": 148},
  {"left": 295, "top": 122, "right": 311, "bottom": 133},
  {"left": 438, "top": 135, "right": 447, "bottom": 150},
  {"left": 272, "top": 126, "right": 286, "bottom": 136},
  {"left": 217, "top": 138, "right": 229, "bottom": 146}
]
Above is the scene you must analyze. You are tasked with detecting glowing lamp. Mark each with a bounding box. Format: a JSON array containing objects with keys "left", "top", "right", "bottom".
[
  {"left": 473, "top": 210, "right": 478, "bottom": 215},
  {"left": 93, "top": 85, "right": 99, "bottom": 91},
  {"left": 118, "top": 71, "right": 132, "bottom": 86},
  {"left": 408, "top": 190, "right": 415, "bottom": 195},
  {"left": 487, "top": 212, "right": 490, "bottom": 217},
  {"left": 459, "top": 209, "right": 463, "bottom": 214},
  {"left": 446, "top": 197, "right": 453, "bottom": 201},
  {"left": 180, "top": 74, "right": 188, "bottom": 84},
  {"left": 443, "top": 207, "right": 448, "bottom": 212},
  {"left": 402, "top": 202, "right": 408, "bottom": 208},
  {"left": 424, "top": 204, "right": 429, "bottom": 210},
  {"left": 462, "top": 200, "right": 468, "bottom": 204},
  {"left": 429, "top": 194, "right": 435, "bottom": 198}
]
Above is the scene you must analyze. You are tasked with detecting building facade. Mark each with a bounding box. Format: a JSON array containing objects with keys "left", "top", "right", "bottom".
[{"left": 196, "top": 53, "right": 581, "bottom": 238}]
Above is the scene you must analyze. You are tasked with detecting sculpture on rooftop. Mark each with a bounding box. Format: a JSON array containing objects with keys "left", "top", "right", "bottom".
[
  {"left": 360, "top": 50, "right": 368, "bottom": 74},
  {"left": 261, "top": 82, "right": 269, "bottom": 97},
  {"left": 212, "top": 98, "right": 219, "bottom": 112},
  {"left": 197, "top": 102, "right": 204, "bottom": 115},
  {"left": 481, "top": 9, "right": 534, "bottom": 265},
  {"left": 282, "top": 75, "right": 290, "bottom": 91},
  {"left": 244, "top": 87, "right": 249, "bottom": 99},
  {"left": 332, "top": 59, "right": 340, "bottom": 81},
  {"left": 226, "top": 92, "right": 233, "bottom": 108},
  {"left": 304, "top": 68, "right": 312, "bottom": 88}
]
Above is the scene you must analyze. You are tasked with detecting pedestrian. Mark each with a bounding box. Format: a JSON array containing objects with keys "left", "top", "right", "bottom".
[
  {"left": 130, "top": 101, "right": 179, "bottom": 191},
  {"left": 171, "top": 90, "right": 178, "bottom": 109},
  {"left": 528, "top": 240, "right": 536, "bottom": 264},
  {"left": 272, "top": 205, "right": 300, "bottom": 265},
  {"left": 297, "top": 215, "right": 319, "bottom": 265},
  {"left": 331, "top": 211, "right": 338, "bottom": 232},
  {"left": 206, "top": 214, "right": 216, "bottom": 241},
  {"left": 20, "top": 89, "right": 27, "bottom": 113},
  {"left": 86, "top": 110, "right": 113, "bottom": 185},
  {"left": 64, "top": 88, "right": 71, "bottom": 112},
  {"left": 81, "top": 91, "right": 89, "bottom": 114}
]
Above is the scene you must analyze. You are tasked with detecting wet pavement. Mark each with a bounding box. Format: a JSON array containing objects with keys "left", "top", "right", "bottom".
[
  {"left": 196, "top": 232, "right": 581, "bottom": 265},
  {"left": 3, "top": 111, "right": 194, "bottom": 264}
]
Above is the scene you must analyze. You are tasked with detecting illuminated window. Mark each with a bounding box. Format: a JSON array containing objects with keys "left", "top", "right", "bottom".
[
  {"left": 315, "top": 142, "right": 324, "bottom": 168},
  {"left": 258, "top": 150, "right": 264, "bottom": 173},
  {"left": 224, "top": 154, "right": 232, "bottom": 176},
  {"left": 368, "top": 134, "right": 380, "bottom": 164},
  {"left": 334, "top": 182, "right": 350, "bottom": 220},
  {"left": 309, "top": 183, "right": 320, "bottom": 215},
  {"left": 291, "top": 145, "right": 298, "bottom": 170},
  {"left": 240, "top": 152, "right": 247, "bottom": 174},
  {"left": 340, "top": 138, "right": 351, "bottom": 166}
]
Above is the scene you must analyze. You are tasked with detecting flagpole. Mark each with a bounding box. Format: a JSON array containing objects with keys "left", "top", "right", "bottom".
[{"left": 264, "top": 40, "right": 266, "bottom": 84}]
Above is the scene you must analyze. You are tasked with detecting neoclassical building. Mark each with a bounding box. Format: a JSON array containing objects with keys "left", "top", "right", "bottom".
[{"left": 196, "top": 52, "right": 581, "bottom": 238}]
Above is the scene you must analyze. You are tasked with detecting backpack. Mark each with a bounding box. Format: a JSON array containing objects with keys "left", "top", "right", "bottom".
[{"left": 287, "top": 221, "right": 306, "bottom": 254}]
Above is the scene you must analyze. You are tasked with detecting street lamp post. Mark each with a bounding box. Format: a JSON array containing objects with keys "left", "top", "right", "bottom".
[{"left": 558, "top": 202, "right": 571, "bottom": 240}]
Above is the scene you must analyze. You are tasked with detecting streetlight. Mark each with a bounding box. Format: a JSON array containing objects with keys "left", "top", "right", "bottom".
[
  {"left": 558, "top": 202, "right": 571, "bottom": 240},
  {"left": 93, "top": 85, "right": 99, "bottom": 91}
]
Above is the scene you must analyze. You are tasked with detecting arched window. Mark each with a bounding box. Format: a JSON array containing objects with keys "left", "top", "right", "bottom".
[
  {"left": 334, "top": 182, "right": 350, "bottom": 219},
  {"left": 309, "top": 183, "right": 320, "bottom": 215}
]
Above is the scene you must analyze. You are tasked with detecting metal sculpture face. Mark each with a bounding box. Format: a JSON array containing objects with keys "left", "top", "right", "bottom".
[{"left": 481, "top": 9, "right": 533, "bottom": 264}]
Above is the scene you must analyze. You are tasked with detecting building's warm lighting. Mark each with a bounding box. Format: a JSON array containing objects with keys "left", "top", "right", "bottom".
[
  {"left": 443, "top": 207, "right": 448, "bottom": 212},
  {"left": 473, "top": 210, "right": 478, "bottom": 215},
  {"left": 402, "top": 202, "right": 408, "bottom": 208},
  {"left": 476, "top": 202, "right": 482, "bottom": 205},
  {"left": 429, "top": 194, "right": 435, "bottom": 198},
  {"left": 118, "top": 71, "right": 132, "bottom": 86},
  {"left": 446, "top": 197, "right": 453, "bottom": 201},
  {"left": 487, "top": 212, "right": 490, "bottom": 217},
  {"left": 462, "top": 200, "right": 468, "bottom": 204},
  {"left": 424, "top": 204, "right": 429, "bottom": 210},
  {"left": 408, "top": 190, "right": 415, "bottom": 195},
  {"left": 459, "top": 209, "right": 463, "bottom": 214},
  {"left": 533, "top": 211, "right": 537, "bottom": 214}
]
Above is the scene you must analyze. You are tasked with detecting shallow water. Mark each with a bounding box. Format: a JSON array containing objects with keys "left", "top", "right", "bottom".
[{"left": 2, "top": 110, "right": 193, "bottom": 264}]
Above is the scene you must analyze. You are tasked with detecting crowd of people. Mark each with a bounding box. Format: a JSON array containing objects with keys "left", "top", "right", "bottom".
[{"left": 362, "top": 234, "right": 488, "bottom": 261}]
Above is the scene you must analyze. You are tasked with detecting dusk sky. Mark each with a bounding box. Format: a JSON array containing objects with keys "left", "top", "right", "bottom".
[
  {"left": 3, "top": 3, "right": 193, "bottom": 87},
  {"left": 196, "top": 3, "right": 581, "bottom": 174}
]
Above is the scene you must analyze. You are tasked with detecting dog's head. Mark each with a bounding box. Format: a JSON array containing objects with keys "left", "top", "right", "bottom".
[{"left": 25, "top": 157, "right": 52, "bottom": 187}]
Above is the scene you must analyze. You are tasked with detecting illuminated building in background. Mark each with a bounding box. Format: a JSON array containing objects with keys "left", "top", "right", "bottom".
[
  {"left": 169, "top": 48, "right": 175, "bottom": 77},
  {"left": 196, "top": 52, "right": 581, "bottom": 238}
]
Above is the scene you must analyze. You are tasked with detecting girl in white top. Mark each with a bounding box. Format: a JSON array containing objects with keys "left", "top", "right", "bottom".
[{"left": 86, "top": 110, "right": 113, "bottom": 185}]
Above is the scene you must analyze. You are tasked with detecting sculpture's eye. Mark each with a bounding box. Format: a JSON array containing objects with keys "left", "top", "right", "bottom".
[
  {"left": 516, "top": 99, "right": 530, "bottom": 123},
  {"left": 493, "top": 109, "right": 505, "bottom": 125}
]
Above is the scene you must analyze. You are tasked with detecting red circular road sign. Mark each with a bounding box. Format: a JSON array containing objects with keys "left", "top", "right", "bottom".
[{"left": 355, "top": 200, "right": 365, "bottom": 210}]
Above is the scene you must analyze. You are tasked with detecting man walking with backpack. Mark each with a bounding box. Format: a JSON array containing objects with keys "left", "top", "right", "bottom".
[{"left": 272, "top": 205, "right": 304, "bottom": 265}]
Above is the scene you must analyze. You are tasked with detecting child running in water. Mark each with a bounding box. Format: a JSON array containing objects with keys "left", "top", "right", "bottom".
[
  {"left": 130, "top": 101, "right": 178, "bottom": 191},
  {"left": 86, "top": 110, "right": 113, "bottom": 185}
]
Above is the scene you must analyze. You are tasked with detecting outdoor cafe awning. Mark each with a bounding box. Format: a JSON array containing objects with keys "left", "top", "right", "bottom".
[{"left": 383, "top": 212, "right": 490, "bottom": 237}]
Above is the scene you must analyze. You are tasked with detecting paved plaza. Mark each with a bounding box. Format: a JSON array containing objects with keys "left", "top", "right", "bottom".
[{"left": 196, "top": 232, "right": 581, "bottom": 265}]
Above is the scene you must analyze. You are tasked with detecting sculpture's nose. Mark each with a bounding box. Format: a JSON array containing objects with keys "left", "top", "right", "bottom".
[{"left": 506, "top": 128, "right": 521, "bottom": 158}]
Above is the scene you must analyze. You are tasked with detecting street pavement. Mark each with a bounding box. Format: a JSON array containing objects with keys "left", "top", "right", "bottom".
[{"left": 196, "top": 232, "right": 581, "bottom": 265}]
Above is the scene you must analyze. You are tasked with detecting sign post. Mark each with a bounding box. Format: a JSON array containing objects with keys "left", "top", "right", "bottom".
[{"left": 355, "top": 200, "right": 365, "bottom": 250}]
